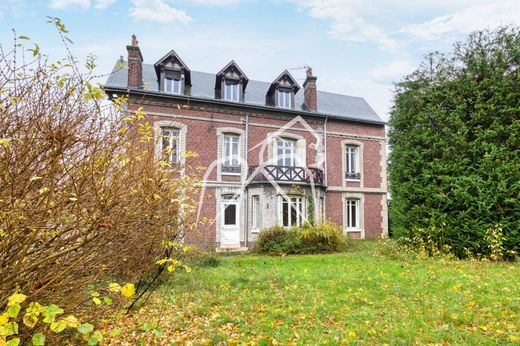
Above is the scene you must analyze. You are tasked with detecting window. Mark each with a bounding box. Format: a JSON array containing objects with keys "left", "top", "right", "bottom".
[
  {"left": 161, "top": 127, "right": 180, "bottom": 164},
  {"left": 222, "top": 196, "right": 238, "bottom": 226},
  {"left": 165, "top": 77, "right": 181, "bottom": 94},
  {"left": 276, "top": 138, "right": 296, "bottom": 167},
  {"left": 252, "top": 196, "right": 260, "bottom": 231},
  {"left": 345, "top": 145, "right": 360, "bottom": 180},
  {"left": 223, "top": 134, "right": 240, "bottom": 169},
  {"left": 224, "top": 82, "right": 239, "bottom": 102},
  {"left": 280, "top": 196, "right": 304, "bottom": 227},
  {"left": 277, "top": 90, "right": 291, "bottom": 108},
  {"left": 345, "top": 198, "right": 360, "bottom": 231}
]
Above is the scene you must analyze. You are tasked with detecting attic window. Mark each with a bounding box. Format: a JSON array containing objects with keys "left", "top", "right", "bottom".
[
  {"left": 224, "top": 81, "right": 239, "bottom": 102},
  {"left": 277, "top": 90, "right": 291, "bottom": 108},
  {"left": 165, "top": 77, "right": 181, "bottom": 94}
]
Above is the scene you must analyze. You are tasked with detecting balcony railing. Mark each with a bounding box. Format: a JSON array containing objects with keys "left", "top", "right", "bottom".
[
  {"left": 345, "top": 172, "right": 361, "bottom": 180},
  {"left": 248, "top": 165, "right": 324, "bottom": 186},
  {"left": 222, "top": 165, "right": 241, "bottom": 174}
]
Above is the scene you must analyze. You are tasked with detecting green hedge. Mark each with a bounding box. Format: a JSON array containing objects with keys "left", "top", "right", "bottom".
[{"left": 254, "top": 222, "right": 348, "bottom": 254}]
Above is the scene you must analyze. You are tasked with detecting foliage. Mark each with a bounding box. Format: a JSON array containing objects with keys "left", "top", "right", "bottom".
[
  {"left": 0, "top": 284, "right": 136, "bottom": 345},
  {"left": 388, "top": 27, "right": 520, "bottom": 258},
  {"left": 100, "top": 243, "right": 520, "bottom": 345},
  {"left": 0, "top": 17, "right": 199, "bottom": 343},
  {"left": 254, "top": 222, "right": 347, "bottom": 254}
]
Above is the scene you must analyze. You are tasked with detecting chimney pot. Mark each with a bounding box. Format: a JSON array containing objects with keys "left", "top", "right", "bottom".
[
  {"left": 126, "top": 35, "right": 143, "bottom": 88},
  {"left": 303, "top": 66, "right": 317, "bottom": 112}
]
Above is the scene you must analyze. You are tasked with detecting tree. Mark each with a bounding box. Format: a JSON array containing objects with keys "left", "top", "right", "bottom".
[
  {"left": 388, "top": 27, "right": 520, "bottom": 258},
  {"left": 0, "top": 19, "right": 199, "bottom": 310}
]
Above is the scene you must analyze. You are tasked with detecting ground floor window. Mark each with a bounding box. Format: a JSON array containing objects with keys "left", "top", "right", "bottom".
[
  {"left": 252, "top": 195, "right": 260, "bottom": 231},
  {"left": 222, "top": 195, "right": 238, "bottom": 227},
  {"left": 345, "top": 198, "right": 360, "bottom": 231},
  {"left": 279, "top": 196, "right": 305, "bottom": 227}
]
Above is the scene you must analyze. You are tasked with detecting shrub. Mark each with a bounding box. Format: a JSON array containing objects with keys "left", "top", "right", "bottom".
[{"left": 254, "top": 222, "right": 347, "bottom": 254}]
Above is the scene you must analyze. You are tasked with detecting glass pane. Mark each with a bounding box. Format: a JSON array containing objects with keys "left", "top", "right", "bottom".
[
  {"left": 282, "top": 200, "right": 289, "bottom": 226},
  {"left": 224, "top": 204, "right": 236, "bottom": 225},
  {"left": 351, "top": 202, "right": 357, "bottom": 227}
]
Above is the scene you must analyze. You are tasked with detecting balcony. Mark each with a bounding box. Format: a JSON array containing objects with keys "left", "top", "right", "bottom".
[
  {"left": 248, "top": 165, "right": 324, "bottom": 186},
  {"left": 345, "top": 172, "right": 361, "bottom": 180}
]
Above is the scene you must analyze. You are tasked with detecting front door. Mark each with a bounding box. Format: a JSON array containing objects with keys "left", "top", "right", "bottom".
[{"left": 221, "top": 196, "right": 240, "bottom": 246}]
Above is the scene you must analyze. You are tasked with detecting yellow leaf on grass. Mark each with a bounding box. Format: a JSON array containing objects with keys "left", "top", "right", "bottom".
[
  {"left": 0, "top": 312, "right": 8, "bottom": 326},
  {"left": 92, "top": 297, "right": 101, "bottom": 305},
  {"left": 108, "top": 283, "right": 121, "bottom": 293},
  {"left": 120, "top": 283, "right": 135, "bottom": 298}
]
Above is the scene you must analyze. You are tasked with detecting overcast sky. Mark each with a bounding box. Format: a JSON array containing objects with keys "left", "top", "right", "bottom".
[{"left": 1, "top": 0, "right": 519, "bottom": 120}]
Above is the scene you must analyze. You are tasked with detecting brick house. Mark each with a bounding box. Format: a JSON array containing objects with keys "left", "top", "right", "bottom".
[{"left": 104, "top": 36, "right": 388, "bottom": 250}]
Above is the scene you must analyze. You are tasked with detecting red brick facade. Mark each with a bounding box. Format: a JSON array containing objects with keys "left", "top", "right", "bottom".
[{"left": 106, "top": 38, "right": 388, "bottom": 249}]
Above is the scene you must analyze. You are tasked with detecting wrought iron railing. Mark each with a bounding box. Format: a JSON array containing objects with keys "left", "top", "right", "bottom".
[
  {"left": 248, "top": 165, "right": 324, "bottom": 185},
  {"left": 345, "top": 172, "right": 361, "bottom": 180},
  {"left": 222, "top": 165, "right": 241, "bottom": 174}
]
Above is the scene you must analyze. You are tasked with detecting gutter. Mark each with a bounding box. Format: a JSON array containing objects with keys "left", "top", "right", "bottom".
[
  {"left": 243, "top": 113, "right": 249, "bottom": 248},
  {"left": 103, "top": 86, "right": 387, "bottom": 126}
]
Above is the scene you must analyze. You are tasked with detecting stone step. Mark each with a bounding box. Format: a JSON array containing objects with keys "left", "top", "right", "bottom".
[{"left": 216, "top": 246, "right": 249, "bottom": 253}]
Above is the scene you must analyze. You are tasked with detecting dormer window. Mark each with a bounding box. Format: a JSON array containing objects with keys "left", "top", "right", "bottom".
[
  {"left": 216, "top": 60, "right": 248, "bottom": 102},
  {"left": 267, "top": 70, "right": 300, "bottom": 109},
  {"left": 277, "top": 90, "right": 292, "bottom": 108},
  {"left": 224, "top": 81, "right": 239, "bottom": 102},
  {"left": 154, "top": 49, "right": 191, "bottom": 96},
  {"left": 165, "top": 77, "right": 181, "bottom": 94}
]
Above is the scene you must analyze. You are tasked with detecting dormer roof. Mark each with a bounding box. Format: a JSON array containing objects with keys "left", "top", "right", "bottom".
[
  {"left": 267, "top": 70, "right": 300, "bottom": 95},
  {"left": 154, "top": 49, "right": 191, "bottom": 86},
  {"left": 215, "top": 60, "right": 249, "bottom": 90}
]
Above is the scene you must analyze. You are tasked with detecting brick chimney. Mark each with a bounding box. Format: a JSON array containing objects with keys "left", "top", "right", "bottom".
[
  {"left": 126, "top": 34, "right": 143, "bottom": 88},
  {"left": 303, "top": 67, "right": 317, "bottom": 112}
]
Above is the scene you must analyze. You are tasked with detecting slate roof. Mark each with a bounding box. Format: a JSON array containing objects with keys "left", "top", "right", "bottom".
[{"left": 104, "top": 61, "right": 384, "bottom": 124}]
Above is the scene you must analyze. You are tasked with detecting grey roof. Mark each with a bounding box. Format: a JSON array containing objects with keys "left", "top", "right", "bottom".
[{"left": 104, "top": 61, "right": 384, "bottom": 124}]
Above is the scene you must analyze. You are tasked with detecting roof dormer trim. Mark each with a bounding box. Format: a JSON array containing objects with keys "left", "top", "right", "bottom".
[{"left": 154, "top": 49, "right": 191, "bottom": 86}]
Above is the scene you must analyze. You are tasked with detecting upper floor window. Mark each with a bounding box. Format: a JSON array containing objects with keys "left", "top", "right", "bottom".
[
  {"left": 276, "top": 138, "right": 296, "bottom": 167},
  {"left": 224, "top": 82, "right": 239, "bottom": 102},
  {"left": 165, "top": 77, "right": 181, "bottom": 94},
  {"left": 345, "top": 198, "right": 360, "bottom": 231},
  {"left": 277, "top": 90, "right": 291, "bottom": 108},
  {"left": 345, "top": 145, "right": 360, "bottom": 180},
  {"left": 161, "top": 127, "right": 180, "bottom": 164},
  {"left": 222, "top": 134, "right": 240, "bottom": 173}
]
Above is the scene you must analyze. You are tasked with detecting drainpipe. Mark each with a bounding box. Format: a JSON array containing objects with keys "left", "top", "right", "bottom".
[
  {"left": 324, "top": 116, "right": 329, "bottom": 186},
  {"left": 243, "top": 114, "right": 249, "bottom": 248}
]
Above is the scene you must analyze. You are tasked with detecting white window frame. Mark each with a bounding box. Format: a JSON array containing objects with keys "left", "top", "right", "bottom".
[
  {"left": 276, "top": 138, "right": 296, "bottom": 167},
  {"left": 160, "top": 127, "right": 180, "bottom": 164},
  {"left": 345, "top": 145, "right": 360, "bottom": 179},
  {"left": 223, "top": 134, "right": 240, "bottom": 167},
  {"left": 251, "top": 195, "right": 261, "bottom": 232},
  {"left": 345, "top": 198, "right": 360, "bottom": 232},
  {"left": 224, "top": 82, "right": 239, "bottom": 102},
  {"left": 278, "top": 195, "right": 305, "bottom": 227},
  {"left": 222, "top": 195, "right": 239, "bottom": 227},
  {"left": 165, "top": 77, "right": 181, "bottom": 94},
  {"left": 277, "top": 90, "right": 291, "bottom": 108}
]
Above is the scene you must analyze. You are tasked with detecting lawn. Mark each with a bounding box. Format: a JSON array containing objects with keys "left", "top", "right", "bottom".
[{"left": 104, "top": 242, "right": 520, "bottom": 345}]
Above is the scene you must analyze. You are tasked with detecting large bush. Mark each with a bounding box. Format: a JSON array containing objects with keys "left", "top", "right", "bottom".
[
  {"left": 388, "top": 27, "right": 520, "bottom": 258},
  {"left": 254, "top": 222, "right": 347, "bottom": 254},
  {"left": 0, "top": 22, "right": 199, "bottom": 310}
]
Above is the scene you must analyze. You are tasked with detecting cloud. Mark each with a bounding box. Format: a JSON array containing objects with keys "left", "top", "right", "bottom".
[
  {"left": 49, "top": 0, "right": 90, "bottom": 10},
  {"left": 290, "top": 0, "right": 400, "bottom": 52},
  {"left": 370, "top": 60, "right": 416, "bottom": 81},
  {"left": 129, "top": 0, "right": 191, "bottom": 24},
  {"left": 94, "top": 0, "right": 116, "bottom": 10},
  {"left": 187, "top": 0, "right": 240, "bottom": 5},
  {"left": 400, "top": 1, "right": 520, "bottom": 41},
  {"left": 48, "top": 0, "right": 116, "bottom": 10}
]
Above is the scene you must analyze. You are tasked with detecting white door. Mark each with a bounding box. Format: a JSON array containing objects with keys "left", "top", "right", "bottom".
[{"left": 221, "top": 197, "right": 240, "bottom": 246}]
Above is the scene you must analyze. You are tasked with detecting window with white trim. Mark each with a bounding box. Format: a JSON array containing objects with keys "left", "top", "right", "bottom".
[
  {"left": 165, "top": 77, "right": 181, "bottom": 94},
  {"left": 224, "top": 82, "right": 239, "bottom": 102},
  {"left": 345, "top": 198, "right": 360, "bottom": 231},
  {"left": 345, "top": 145, "right": 360, "bottom": 180},
  {"left": 277, "top": 90, "right": 291, "bottom": 108},
  {"left": 276, "top": 138, "right": 296, "bottom": 167},
  {"left": 222, "top": 195, "right": 238, "bottom": 226},
  {"left": 280, "top": 196, "right": 305, "bottom": 227},
  {"left": 252, "top": 195, "right": 260, "bottom": 231},
  {"left": 161, "top": 127, "right": 180, "bottom": 164},
  {"left": 223, "top": 134, "right": 240, "bottom": 167}
]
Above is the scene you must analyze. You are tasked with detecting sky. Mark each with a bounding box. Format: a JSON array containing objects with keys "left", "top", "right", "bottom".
[{"left": 1, "top": 0, "right": 519, "bottom": 120}]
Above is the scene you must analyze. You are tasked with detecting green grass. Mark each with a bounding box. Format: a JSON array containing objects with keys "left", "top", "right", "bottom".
[{"left": 105, "top": 242, "right": 520, "bottom": 345}]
